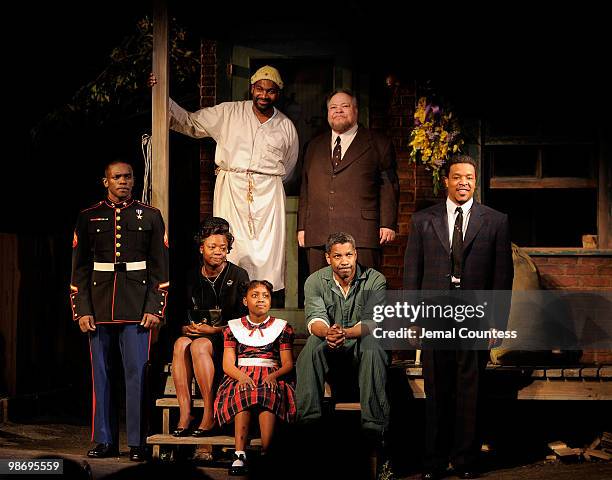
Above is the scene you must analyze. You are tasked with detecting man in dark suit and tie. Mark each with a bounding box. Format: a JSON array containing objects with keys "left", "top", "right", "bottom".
[
  {"left": 403, "top": 154, "right": 513, "bottom": 479},
  {"left": 298, "top": 89, "right": 399, "bottom": 273}
]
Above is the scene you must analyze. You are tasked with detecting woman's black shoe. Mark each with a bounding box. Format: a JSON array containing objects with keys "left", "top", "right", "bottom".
[
  {"left": 191, "top": 428, "right": 217, "bottom": 437},
  {"left": 171, "top": 427, "right": 192, "bottom": 437}
]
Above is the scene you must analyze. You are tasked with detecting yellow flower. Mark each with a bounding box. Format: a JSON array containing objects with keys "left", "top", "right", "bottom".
[{"left": 408, "top": 96, "right": 463, "bottom": 194}]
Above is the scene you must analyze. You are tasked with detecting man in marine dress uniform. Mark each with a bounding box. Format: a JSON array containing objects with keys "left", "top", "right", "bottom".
[{"left": 70, "top": 160, "right": 169, "bottom": 461}]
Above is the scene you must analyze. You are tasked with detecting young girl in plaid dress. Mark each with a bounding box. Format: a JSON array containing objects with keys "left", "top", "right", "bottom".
[{"left": 214, "top": 280, "right": 296, "bottom": 475}]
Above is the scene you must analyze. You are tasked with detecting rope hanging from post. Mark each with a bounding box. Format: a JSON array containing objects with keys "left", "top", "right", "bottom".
[{"left": 141, "top": 133, "right": 152, "bottom": 205}]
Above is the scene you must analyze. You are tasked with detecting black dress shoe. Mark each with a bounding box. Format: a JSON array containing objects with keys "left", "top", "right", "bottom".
[
  {"left": 191, "top": 428, "right": 217, "bottom": 437},
  {"left": 87, "top": 443, "right": 119, "bottom": 458},
  {"left": 129, "top": 446, "right": 147, "bottom": 462},
  {"left": 171, "top": 427, "right": 192, "bottom": 437}
]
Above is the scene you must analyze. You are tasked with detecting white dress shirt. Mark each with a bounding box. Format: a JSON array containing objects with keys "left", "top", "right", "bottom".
[
  {"left": 446, "top": 197, "right": 473, "bottom": 284},
  {"left": 330, "top": 123, "right": 358, "bottom": 160}
]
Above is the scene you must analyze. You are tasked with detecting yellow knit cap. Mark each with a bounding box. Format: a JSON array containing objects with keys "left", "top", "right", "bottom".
[{"left": 250, "top": 65, "right": 284, "bottom": 89}]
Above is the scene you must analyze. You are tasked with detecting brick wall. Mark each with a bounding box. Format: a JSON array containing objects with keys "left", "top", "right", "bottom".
[
  {"left": 530, "top": 256, "right": 612, "bottom": 290},
  {"left": 529, "top": 255, "right": 612, "bottom": 362},
  {"left": 370, "top": 82, "right": 443, "bottom": 289},
  {"left": 199, "top": 39, "right": 217, "bottom": 220}
]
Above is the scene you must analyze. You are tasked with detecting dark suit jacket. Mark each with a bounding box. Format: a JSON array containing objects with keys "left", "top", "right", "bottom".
[
  {"left": 403, "top": 201, "right": 513, "bottom": 328},
  {"left": 297, "top": 126, "right": 399, "bottom": 248}
]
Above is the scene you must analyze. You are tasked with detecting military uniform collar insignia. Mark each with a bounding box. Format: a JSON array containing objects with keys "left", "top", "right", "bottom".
[{"left": 104, "top": 198, "right": 135, "bottom": 209}]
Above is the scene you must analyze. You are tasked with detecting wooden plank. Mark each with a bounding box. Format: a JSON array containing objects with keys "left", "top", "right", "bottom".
[
  {"left": 146, "top": 434, "right": 261, "bottom": 446},
  {"left": 585, "top": 449, "right": 611, "bottom": 461},
  {"left": 485, "top": 138, "right": 594, "bottom": 146},
  {"left": 324, "top": 382, "right": 332, "bottom": 398},
  {"left": 408, "top": 378, "right": 425, "bottom": 399},
  {"left": 589, "top": 437, "right": 601, "bottom": 450},
  {"left": 162, "top": 408, "right": 170, "bottom": 435},
  {"left": 545, "top": 369, "right": 563, "bottom": 378},
  {"left": 598, "top": 133, "right": 610, "bottom": 248},
  {"left": 405, "top": 367, "right": 423, "bottom": 377},
  {"left": 548, "top": 440, "right": 568, "bottom": 451},
  {"left": 163, "top": 375, "right": 196, "bottom": 396},
  {"left": 156, "top": 397, "right": 204, "bottom": 408},
  {"left": 490, "top": 177, "right": 596, "bottom": 189},
  {"left": 581, "top": 368, "right": 600, "bottom": 379},
  {"left": 599, "top": 366, "right": 612, "bottom": 378},
  {"left": 553, "top": 447, "right": 583, "bottom": 457},
  {"left": 562, "top": 368, "right": 581, "bottom": 379},
  {"left": 0, "top": 234, "right": 19, "bottom": 397},
  {"left": 522, "top": 248, "right": 612, "bottom": 256},
  {"left": 151, "top": 0, "right": 169, "bottom": 225},
  {"left": 515, "top": 380, "right": 612, "bottom": 400},
  {"left": 335, "top": 403, "right": 361, "bottom": 411},
  {"left": 163, "top": 375, "right": 175, "bottom": 396},
  {"left": 408, "top": 377, "right": 612, "bottom": 400}
]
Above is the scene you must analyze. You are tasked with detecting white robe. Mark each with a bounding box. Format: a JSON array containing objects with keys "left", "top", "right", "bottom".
[{"left": 169, "top": 100, "right": 299, "bottom": 290}]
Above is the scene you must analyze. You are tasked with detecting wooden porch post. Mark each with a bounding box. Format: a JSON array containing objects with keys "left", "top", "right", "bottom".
[{"left": 152, "top": 0, "right": 169, "bottom": 225}]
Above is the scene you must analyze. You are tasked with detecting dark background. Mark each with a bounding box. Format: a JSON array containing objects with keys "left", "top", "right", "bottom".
[{"left": 2, "top": 0, "right": 610, "bottom": 422}]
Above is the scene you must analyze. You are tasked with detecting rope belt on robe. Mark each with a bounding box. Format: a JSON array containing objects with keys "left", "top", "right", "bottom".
[{"left": 215, "top": 166, "right": 283, "bottom": 239}]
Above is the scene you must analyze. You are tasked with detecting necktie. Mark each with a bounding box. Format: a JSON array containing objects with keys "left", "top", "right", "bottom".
[
  {"left": 451, "top": 206, "right": 464, "bottom": 280},
  {"left": 332, "top": 136, "right": 342, "bottom": 167}
]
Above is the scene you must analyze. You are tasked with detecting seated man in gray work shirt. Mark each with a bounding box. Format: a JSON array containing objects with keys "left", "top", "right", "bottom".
[{"left": 295, "top": 232, "right": 389, "bottom": 436}]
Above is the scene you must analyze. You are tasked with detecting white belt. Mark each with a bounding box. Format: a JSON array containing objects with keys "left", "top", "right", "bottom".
[
  {"left": 237, "top": 358, "right": 277, "bottom": 368},
  {"left": 93, "top": 261, "right": 147, "bottom": 272}
]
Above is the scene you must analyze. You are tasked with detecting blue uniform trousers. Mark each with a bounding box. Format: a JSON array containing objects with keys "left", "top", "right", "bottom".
[{"left": 89, "top": 324, "right": 150, "bottom": 447}]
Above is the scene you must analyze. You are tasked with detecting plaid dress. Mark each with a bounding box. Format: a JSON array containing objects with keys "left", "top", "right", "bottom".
[{"left": 214, "top": 316, "right": 296, "bottom": 425}]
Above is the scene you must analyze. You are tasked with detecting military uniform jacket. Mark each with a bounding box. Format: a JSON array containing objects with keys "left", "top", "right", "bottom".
[{"left": 70, "top": 198, "right": 170, "bottom": 323}]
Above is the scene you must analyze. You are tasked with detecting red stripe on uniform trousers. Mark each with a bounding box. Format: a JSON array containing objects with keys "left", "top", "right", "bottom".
[
  {"left": 88, "top": 337, "right": 96, "bottom": 442},
  {"left": 147, "top": 329, "right": 152, "bottom": 360},
  {"left": 111, "top": 273, "right": 117, "bottom": 321}
]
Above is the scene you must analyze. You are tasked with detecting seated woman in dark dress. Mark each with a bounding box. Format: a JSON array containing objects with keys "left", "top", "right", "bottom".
[{"left": 171, "top": 217, "right": 249, "bottom": 436}]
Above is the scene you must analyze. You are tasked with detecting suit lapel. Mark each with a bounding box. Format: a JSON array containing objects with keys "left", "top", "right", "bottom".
[
  {"left": 333, "top": 127, "right": 370, "bottom": 173},
  {"left": 317, "top": 132, "right": 334, "bottom": 173},
  {"left": 431, "top": 203, "right": 450, "bottom": 255},
  {"left": 463, "top": 202, "right": 484, "bottom": 250}
]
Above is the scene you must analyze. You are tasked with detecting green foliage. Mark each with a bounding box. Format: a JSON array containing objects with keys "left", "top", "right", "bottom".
[{"left": 31, "top": 16, "right": 199, "bottom": 142}]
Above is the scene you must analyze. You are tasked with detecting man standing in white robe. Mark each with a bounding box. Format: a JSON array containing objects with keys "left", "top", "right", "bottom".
[{"left": 150, "top": 66, "right": 298, "bottom": 291}]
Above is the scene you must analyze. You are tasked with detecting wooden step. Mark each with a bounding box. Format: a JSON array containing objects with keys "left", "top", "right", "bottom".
[
  {"left": 147, "top": 433, "right": 261, "bottom": 446},
  {"left": 156, "top": 397, "right": 203, "bottom": 408},
  {"left": 335, "top": 402, "right": 361, "bottom": 411}
]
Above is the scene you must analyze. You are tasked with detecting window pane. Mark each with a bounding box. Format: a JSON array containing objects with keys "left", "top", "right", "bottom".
[
  {"left": 486, "top": 189, "right": 597, "bottom": 247},
  {"left": 489, "top": 146, "right": 538, "bottom": 177},
  {"left": 542, "top": 145, "right": 594, "bottom": 178}
]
